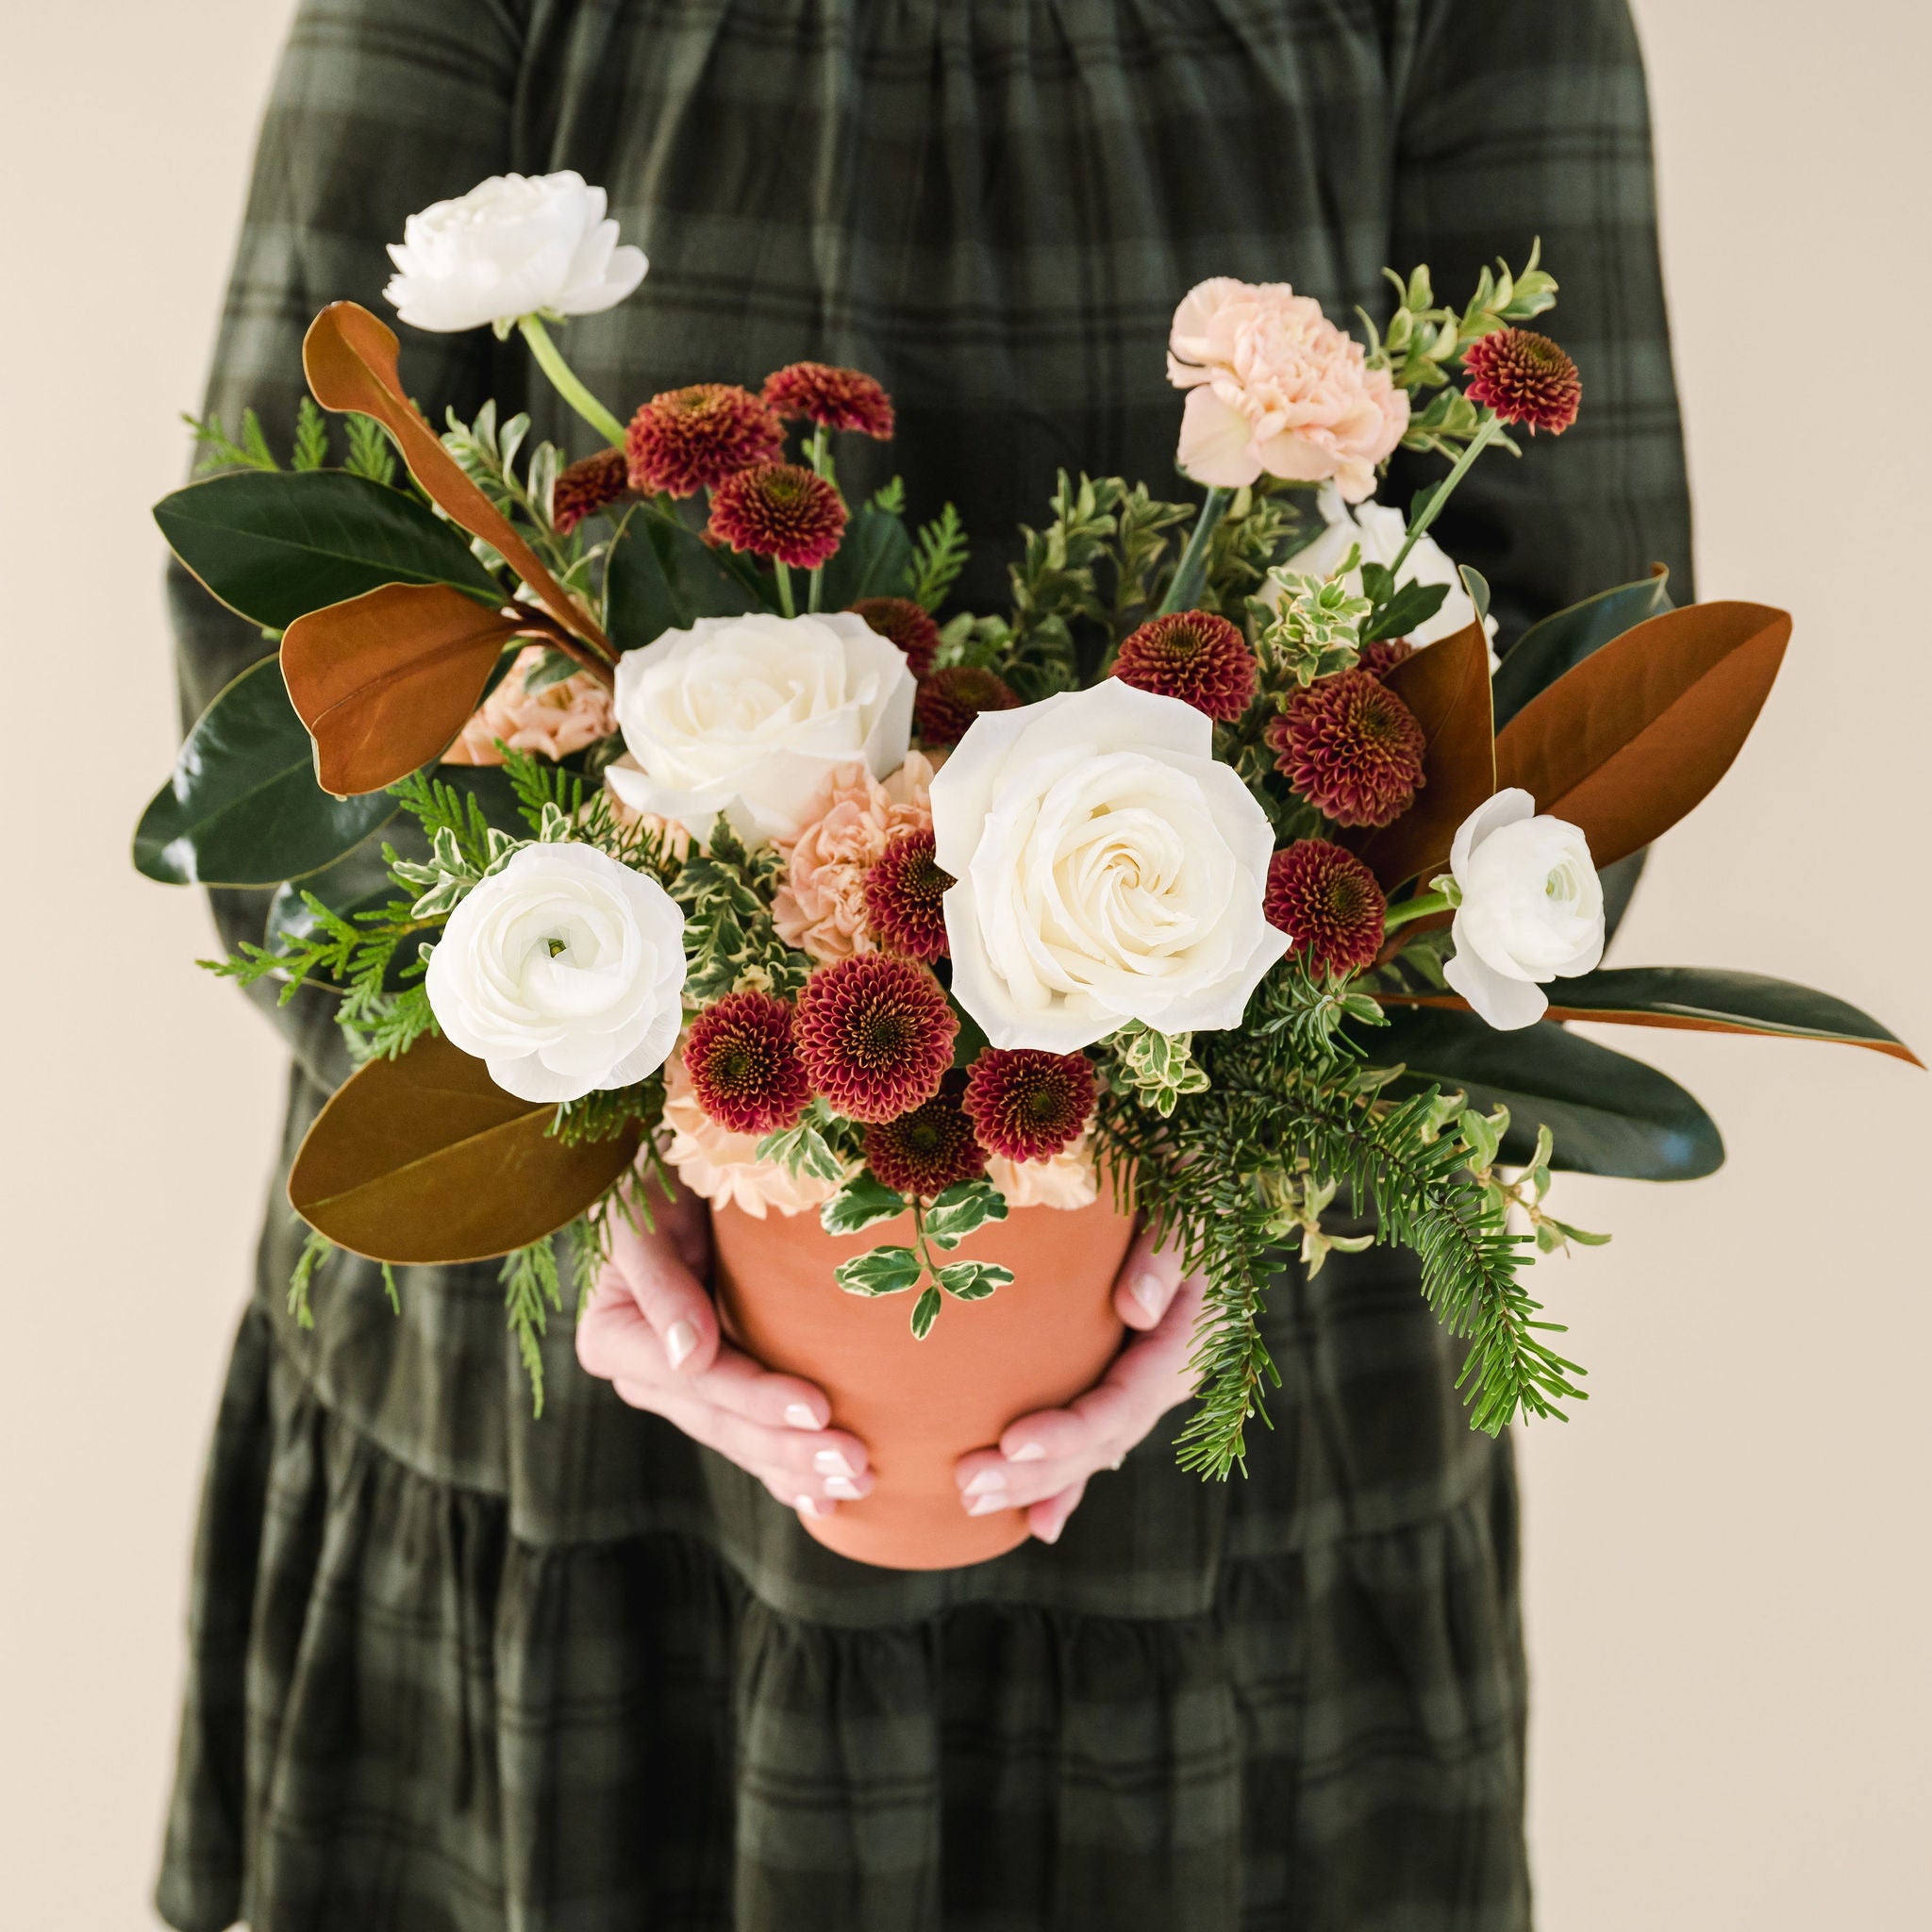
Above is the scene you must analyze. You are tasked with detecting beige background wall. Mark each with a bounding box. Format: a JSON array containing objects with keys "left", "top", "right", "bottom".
[{"left": 2, "top": 1, "right": 1925, "bottom": 1924}]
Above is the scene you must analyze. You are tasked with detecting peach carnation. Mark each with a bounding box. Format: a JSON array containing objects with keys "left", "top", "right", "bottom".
[
  {"left": 658, "top": 1050, "right": 841, "bottom": 1220},
  {"left": 1167, "top": 277, "right": 1407, "bottom": 501},
  {"left": 987, "top": 1130, "right": 1101, "bottom": 1211},
  {"left": 441, "top": 643, "right": 615, "bottom": 766},
  {"left": 772, "top": 753, "right": 936, "bottom": 962}
]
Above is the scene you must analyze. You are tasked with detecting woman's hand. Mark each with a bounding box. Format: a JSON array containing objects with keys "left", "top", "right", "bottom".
[
  {"left": 953, "top": 1225, "right": 1205, "bottom": 1544},
  {"left": 576, "top": 1183, "right": 874, "bottom": 1517}
]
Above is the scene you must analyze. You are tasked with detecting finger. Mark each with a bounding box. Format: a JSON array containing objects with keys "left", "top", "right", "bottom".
[
  {"left": 683, "top": 1349, "right": 843, "bottom": 1438},
  {"left": 1112, "top": 1223, "right": 1185, "bottom": 1332},
  {"left": 644, "top": 1394, "right": 874, "bottom": 1500},
  {"left": 583, "top": 1226, "right": 719, "bottom": 1379},
  {"left": 1028, "top": 1475, "right": 1088, "bottom": 1545},
  {"left": 955, "top": 1447, "right": 1088, "bottom": 1514}
]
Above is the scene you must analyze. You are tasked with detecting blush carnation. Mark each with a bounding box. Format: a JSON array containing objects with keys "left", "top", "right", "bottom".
[
  {"left": 1462, "top": 328, "right": 1582, "bottom": 435},
  {"left": 707, "top": 461, "right": 848, "bottom": 569},
  {"left": 862, "top": 827, "right": 953, "bottom": 960},
  {"left": 848, "top": 595, "right": 941, "bottom": 678},
  {"left": 680, "top": 989, "right": 813, "bottom": 1136},
  {"left": 914, "top": 665, "right": 1019, "bottom": 746},
  {"left": 773, "top": 755, "right": 936, "bottom": 962},
  {"left": 794, "top": 954, "right": 958, "bottom": 1123},
  {"left": 1111, "top": 610, "right": 1257, "bottom": 722},
  {"left": 862, "top": 1072, "right": 987, "bottom": 1198},
  {"left": 625, "top": 384, "right": 785, "bottom": 497},
  {"left": 441, "top": 642, "right": 616, "bottom": 765},
  {"left": 762, "top": 362, "right": 896, "bottom": 440},
  {"left": 552, "top": 446, "right": 630, "bottom": 534},
  {"left": 961, "top": 1048, "right": 1097, "bottom": 1163},
  {"left": 1266, "top": 668, "right": 1426, "bottom": 828},
  {"left": 1263, "top": 840, "right": 1388, "bottom": 977}
]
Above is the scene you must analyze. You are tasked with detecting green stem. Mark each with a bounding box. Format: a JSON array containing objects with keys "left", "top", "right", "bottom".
[
  {"left": 808, "top": 424, "right": 829, "bottom": 477},
  {"left": 518, "top": 315, "right": 628, "bottom": 447},
  {"left": 1386, "top": 412, "right": 1504, "bottom": 582},
  {"left": 1382, "top": 889, "right": 1451, "bottom": 935},
  {"left": 1157, "top": 485, "right": 1232, "bottom": 614},
  {"left": 774, "top": 558, "right": 796, "bottom": 618},
  {"left": 808, "top": 564, "right": 824, "bottom": 613}
]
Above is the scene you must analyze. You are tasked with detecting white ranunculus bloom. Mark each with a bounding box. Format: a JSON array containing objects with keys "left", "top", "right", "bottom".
[
  {"left": 607, "top": 611, "right": 916, "bottom": 847},
  {"left": 1286, "top": 484, "right": 1498, "bottom": 652},
  {"left": 1442, "top": 790, "right": 1605, "bottom": 1031},
  {"left": 930, "top": 681, "right": 1290, "bottom": 1053},
  {"left": 383, "top": 172, "right": 647, "bottom": 335},
  {"left": 425, "top": 843, "right": 686, "bottom": 1103}
]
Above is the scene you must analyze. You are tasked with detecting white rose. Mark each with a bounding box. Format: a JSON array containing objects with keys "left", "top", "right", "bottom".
[
  {"left": 607, "top": 611, "right": 915, "bottom": 847},
  {"left": 1442, "top": 790, "right": 1605, "bottom": 1031},
  {"left": 1286, "top": 485, "right": 1498, "bottom": 652},
  {"left": 383, "top": 171, "right": 647, "bottom": 335},
  {"left": 425, "top": 843, "right": 685, "bottom": 1102},
  {"left": 931, "top": 681, "right": 1290, "bottom": 1053}
]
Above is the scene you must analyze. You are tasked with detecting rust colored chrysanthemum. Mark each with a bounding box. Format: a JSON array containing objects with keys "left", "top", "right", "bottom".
[
  {"left": 761, "top": 362, "right": 896, "bottom": 440},
  {"left": 1110, "top": 610, "right": 1257, "bottom": 722},
  {"left": 848, "top": 595, "right": 941, "bottom": 678},
  {"left": 551, "top": 447, "right": 630, "bottom": 535},
  {"left": 1462, "top": 328, "right": 1581, "bottom": 435},
  {"left": 863, "top": 1072, "right": 987, "bottom": 1198},
  {"left": 681, "top": 990, "right": 813, "bottom": 1137},
  {"left": 1356, "top": 636, "right": 1415, "bottom": 681},
  {"left": 708, "top": 461, "right": 848, "bottom": 569},
  {"left": 625, "top": 383, "right": 785, "bottom": 498},
  {"left": 863, "top": 827, "right": 954, "bottom": 961},
  {"left": 1263, "top": 840, "right": 1389, "bottom": 978},
  {"left": 794, "top": 954, "right": 958, "bottom": 1124},
  {"left": 914, "top": 665, "right": 1020, "bottom": 747},
  {"left": 962, "top": 1048, "right": 1098, "bottom": 1164},
  {"left": 1265, "top": 668, "right": 1427, "bottom": 829}
]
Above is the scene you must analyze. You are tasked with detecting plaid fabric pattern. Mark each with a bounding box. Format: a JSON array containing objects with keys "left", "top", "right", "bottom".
[{"left": 158, "top": 1, "right": 1690, "bottom": 1925}]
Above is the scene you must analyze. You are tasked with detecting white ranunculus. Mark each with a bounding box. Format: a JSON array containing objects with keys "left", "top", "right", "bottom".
[
  {"left": 383, "top": 171, "right": 647, "bottom": 334},
  {"left": 1286, "top": 485, "right": 1498, "bottom": 652},
  {"left": 930, "top": 681, "right": 1290, "bottom": 1053},
  {"left": 607, "top": 611, "right": 915, "bottom": 847},
  {"left": 1442, "top": 790, "right": 1605, "bottom": 1031},
  {"left": 425, "top": 843, "right": 685, "bottom": 1102}
]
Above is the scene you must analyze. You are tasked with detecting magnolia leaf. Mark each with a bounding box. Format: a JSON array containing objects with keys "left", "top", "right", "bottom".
[
  {"left": 281, "top": 582, "right": 529, "bottom": 795},
  {"left": 288, "top": 1033, "right": 638, "bottom": 1263},
  {"left": 1360, "top": 576, "right": 1450, "bottom": 646},
  {"left": 1492, "top": 601, "right": 1790, "bottom": 872},
  {"left": 1491, "top": 566, "right": 1673, "bottom": 732},
  {"left": 909, "top": 1283, "right": 944, "bottom": 1339},
  {"left": 604, "top": 505, "right": 760, "bottom": 648},
  {"left": 833, "top": 1244, "right": 924, "bottom": 1296},
  {"left": 820, "top": 1174, "right": 908, "bottom": 1238},
  {"left": 133, "top": 658, "right": 398, "bottom": 886},
  {"left": 921, "top": 1177, "right": 1010, "bottom": 1251},
  {"left": 155, "top": 468, "right": 504, "bottom": 632},
  {"left": 301, "top": 302, "right": 608, "bottom": 653},
  {"left": 935, "top": 1257, "right": 1014, "bottom": 1301},
  {"left": 818, "top": 500, "right": 917, "bottom": 608}
]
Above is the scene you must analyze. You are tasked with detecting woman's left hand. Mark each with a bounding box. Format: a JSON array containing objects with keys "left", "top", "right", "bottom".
[{"left": 952, "top": 1226, "right": 1206, "bottom": 1544}]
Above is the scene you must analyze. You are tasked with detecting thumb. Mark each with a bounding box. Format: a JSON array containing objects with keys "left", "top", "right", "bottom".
[{"left": 600, "top": 1203, "right": 720, "bottom": 1377}]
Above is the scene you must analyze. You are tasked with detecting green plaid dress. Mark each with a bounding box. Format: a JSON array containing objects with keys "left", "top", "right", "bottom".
[{"left": 157, "top": 3, "right": 1691, "bottom": 1926}]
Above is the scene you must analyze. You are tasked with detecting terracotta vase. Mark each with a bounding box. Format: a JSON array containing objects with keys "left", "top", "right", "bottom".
[{"left": 711, "top": 1191, "right": 1137, "bottom": 1570}]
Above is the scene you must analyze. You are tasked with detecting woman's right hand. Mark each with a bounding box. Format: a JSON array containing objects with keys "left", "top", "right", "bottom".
[{"left": 576, "top": 1182, "right": 874, "bottom": 1518}]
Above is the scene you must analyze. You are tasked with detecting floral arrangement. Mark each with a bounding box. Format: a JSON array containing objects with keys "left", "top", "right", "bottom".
[{"left": 139, "top": 172, "right": 1917, "bottom": 1476}]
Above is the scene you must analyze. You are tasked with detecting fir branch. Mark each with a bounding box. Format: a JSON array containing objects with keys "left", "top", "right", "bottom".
[
  {"left": 288, "top": 1223, "right": 333, "bottom": 1330},
  {"left": 553, "top": 1074, "right": 660, "bottom": 1146},
  {"left": 343, "top": 412, "right": 399, "bottom": 487},
  {"left": 184, "top": 406, "right": 278, "bottom": 475},
  {"left": 291, "top": 397, "right": 330, "bottom": 472},
  {"left": 501, "top": 1236, "right": 565, "bottom": 1417},
  {"left": 907, "top": 502, "right": 971, "bottom": 611}
]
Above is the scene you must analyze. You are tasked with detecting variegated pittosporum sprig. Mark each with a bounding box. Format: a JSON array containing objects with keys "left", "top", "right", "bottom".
[{"left": 821, "top": 1175, "right": 1014, "bottom": 1338}]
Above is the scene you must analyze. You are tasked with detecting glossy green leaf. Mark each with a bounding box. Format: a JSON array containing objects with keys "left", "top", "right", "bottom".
[
  {"left": 935, "top": 1257, "right": 1014, "bottom": 1301},
  {"left": 834, "top": 1244, "right": 924, "bottom": 1296},
  {"left": 923, "top": 1178, "right": 1010, "bottom": 1250},
  {"left": 133, "top": 658, "right": 398, "bottom": 886},
  {"left": 155, "top": 469, "right": 502, "bottom": 631},
  {"left": 818, "top": 500, "right": 916, "bottom": 608},
  {"left": 820, "top": 1174, "right": 908, "bottom": 1238},
  {"left": 909, "top": 1283, "right": 943, "bottom": 1338},
  {"left": 1491, "top": 568, "right": 1674, "bottom": 732},
  {"left": 604, "top": 504, "right": 761, "bottom": 649}
]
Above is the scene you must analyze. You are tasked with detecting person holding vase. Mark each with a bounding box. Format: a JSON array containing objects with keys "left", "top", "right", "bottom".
[{"left": 158, "top": 1, "right": 1690, "bottom": 1927}]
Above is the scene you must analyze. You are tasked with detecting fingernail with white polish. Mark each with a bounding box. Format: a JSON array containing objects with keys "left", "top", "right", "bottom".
[
  {"left": 964, "top": 1469, "right": 1007, "bottom": 1497},
  {"left": 666, "top": 1320, "right": 698, "bottom": 1370},
  {"left": 1131, "top": 1274, "right": 1165, "bottom": 1317},
  {"left": 795, "top": 1494, "right": 824, "bottom": 1518},
  {"left": 813, "top": 1448, "right": 854, "bottom": 1477},
  {"left": 1036, "top": 1515, "right": 1065, "bottom": 1545},
  {"left": 967, "top": 1491, "right": 1010, "bottom": 1516},
  {"left": 784, "top": 1403, "right": 819, "bottom": 1430},
  {"left": 1005, "top": 1441, "right": 1046, "bottom": 1463},
  {"left": 824, "top": 1475, "right": 861, "bottom": 1501}
]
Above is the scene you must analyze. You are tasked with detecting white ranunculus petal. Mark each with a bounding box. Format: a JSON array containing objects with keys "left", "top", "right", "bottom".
[{"left": 1442, "top": 943, "right": 1551, "bottom": 1032}]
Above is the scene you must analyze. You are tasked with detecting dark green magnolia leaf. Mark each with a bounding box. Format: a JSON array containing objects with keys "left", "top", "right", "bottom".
[
  {"left": 1458, "top": 564, "right": 1491, "bottom": 628},
  {"left": 1491, "top": 568, "right": 1673, "bottom": 732},
  {"left": 1370, "top": 1004, "right": 1724, "bottom": 1180},
  {"left": 922, "top": 1178, "right": 1010, "bottom": 1250},
  {"left": 818, "top": 500, "right": 916, "bottom": 608},
  {"left": 604, "top": 505, "right": 760, "bottom": 648},
  {"left": 820, "top": 1174, "right": 908, "bottom": 1238},
  {"left": 1361, "top": 576, "right": 1450, "bottom": 646},
  {"left": 834, "top": 1244, "right": 924, "bottom": 1296},
  {"left": 909, "top": 1283, "right": 944, "bottom": 1338},
  {"left": 935, "top": 1258, "right": 1014, "bottom": 1301},
  {"left": 155, "top": 469, "right": 502, "bottom": 631},
  {"left": 133, "top": 658, "right": 398, "bottom": 886}
]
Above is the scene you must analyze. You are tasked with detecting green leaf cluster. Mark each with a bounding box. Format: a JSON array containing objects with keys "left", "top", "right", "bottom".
[
  {"left": 670, "top": 819, "right": 807, "bottom": 1003},
  {"left": 825, "top": 1178, "right": 1014, "bottom": 1338}
]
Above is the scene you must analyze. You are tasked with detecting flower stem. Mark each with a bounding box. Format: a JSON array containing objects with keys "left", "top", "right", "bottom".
[
  {"left": 1158, "top": 486, "right": 1232, "bottom": 615},
  {"left": 518, "top": 315, "right": 628, "bottom": 448},
  {"left": 808, "top": 424, "right": 829, "bottom": 477},
  {"left": 808, "top": 564, "right": 824, "bottom": 613},
  {"left": 1386, "top": 412, "right": 1505, "bottom": 582},
  {"left": 1382, "top": 889, "right": 1451, "bottom": 935},
  {"left": 774, "top": 558, "right": 796, "bottom": 618}
]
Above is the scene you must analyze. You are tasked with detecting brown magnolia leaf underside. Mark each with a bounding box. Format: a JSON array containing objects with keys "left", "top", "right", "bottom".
[
  {"left": 282, "top": 582, "right": 526, "bottom": 795},
  {"left": 1492, "top": 601, "right": 1790, "bottom": 871},
  {"left": 302, "top": 303, "right": 610, "bottom": 656},
  {"left": 289, "top": 1032, "right": 640, "bottom": 1263}
]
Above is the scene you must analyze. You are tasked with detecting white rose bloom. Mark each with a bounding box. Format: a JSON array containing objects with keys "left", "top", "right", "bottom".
[
  {"left": 383, "top": 171, "right": 647, "bottom": 334},
  {"left": 1286, "top": 484, "right": 1498, "bottom": 653},
  {"left": 1442, "top": 790, "right": 1605, "bottom": 1031},
  {"left": 931, "top": 681, "right": 1290, "bottom": 1053},
  {"left": 425, "top": 843, "right": 686, "bottom": 1103},
  {"left": 607, "top": 611, "right": 915, "bottom": 847}
]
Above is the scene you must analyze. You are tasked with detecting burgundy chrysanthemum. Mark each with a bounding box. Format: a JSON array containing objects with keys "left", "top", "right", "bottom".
[
  {"left": 914, "top": 665, "right": 1020, "bottom": 747},
  {"left": 863, "top": 828, "right": 954, "bottom": 961},
  {"left": 794, "top": 955, "right": 958, "bottom": 1124},
  {"left": 962, "top": 1048, "right": 1098, "bottom": 1164},
  {"left": 1263, "top": 841, "right": 1389, "bottom": 978},
  {"left": 1356, "top": 636, "right": 1415, "bottom": 681},
  {"left": 1110, "top": 610, "right": 1257, "bottom": 723},
  {"left": 551, "top": 447, "right": 630, "bottom": 535},
  {"left": 680, "top": 990, "right": 814, "bottom": 1136},
  {"left": 707, "top": 462, "right": 849, "bottom": 569},
  {"left": 761, "top": 362, "right": 896, "bottom": 440},
  {"left": 625, "top": 383, "right": 786, "bottom": 498},
  {"left": 1265, "top": 669, "right": 1427, "bottom": 829},
  {"left": 1462, "top": 328, "right": 1582, "bottom": 435},
  {"left": 863, "top": 1072, "right": 987, "bottom": 1198},
  {"left": 848, "top": 595, "right": 941, "bottom": 678}
]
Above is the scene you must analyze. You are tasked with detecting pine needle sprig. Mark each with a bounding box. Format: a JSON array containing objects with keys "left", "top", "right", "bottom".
[
  {"left": 500, "top": 1235, "right": 566, "bottom": 1417},
  {"left": 908, "top": 502, "right": 971, "bottom": 612}
]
